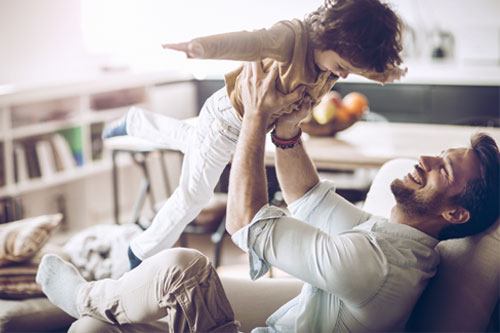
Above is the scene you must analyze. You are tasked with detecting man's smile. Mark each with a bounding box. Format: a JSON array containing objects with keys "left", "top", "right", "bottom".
[{"left": 405, "top": 165, "right": 425, "bottom": 187}]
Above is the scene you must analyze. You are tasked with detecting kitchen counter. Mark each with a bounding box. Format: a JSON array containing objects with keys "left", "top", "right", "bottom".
[{"left": 344, "top": 60, "right": 500, "bottom": 86}]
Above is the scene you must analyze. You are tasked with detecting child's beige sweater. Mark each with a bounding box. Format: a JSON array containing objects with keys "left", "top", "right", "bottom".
[{"left": 191, "top": 19, "right": 338, "bottom": 114}]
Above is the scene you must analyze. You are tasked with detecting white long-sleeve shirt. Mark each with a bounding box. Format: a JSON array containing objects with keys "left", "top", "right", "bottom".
[{"left": 232, "top": 180, "right": 440, "bottom": 332}]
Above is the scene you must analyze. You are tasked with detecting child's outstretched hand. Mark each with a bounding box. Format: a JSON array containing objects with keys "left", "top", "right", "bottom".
[
  {"left": 162, "top": 41, "right": 204, "bottom": 58},
  {"left": 365, "top": 65, "right": 408, "bottom": 84}
]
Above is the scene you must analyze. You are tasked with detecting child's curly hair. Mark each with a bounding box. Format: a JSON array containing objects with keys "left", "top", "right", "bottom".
[{"left": 306, "top": 0, "right": 403, "bottom": 73}]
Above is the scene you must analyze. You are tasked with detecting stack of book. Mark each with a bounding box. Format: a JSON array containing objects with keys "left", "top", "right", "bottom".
[{"left": 14, "top": 129, "right": 81, "bottom": 183}]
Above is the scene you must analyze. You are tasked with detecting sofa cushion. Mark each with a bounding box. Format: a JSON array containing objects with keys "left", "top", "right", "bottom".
[
  {"left": 0, "top": 297, "right": 74, "bottom": 332},
  {"left": 363, "top": 158, "right": 499, "bottom": 332},
  {"left": 0, "top": 243, "right": 69, "bottom": 300},
  {"left": 0, "top": 263, "right": 42, "bottom": 299},
  {"left": 0, "top": 242, "right": 73, "bottom": 331},
  {"left": 219, "top": 275, "right": 302, "bottom": 333},
  {"left": 407, "top": 219, "right": 499, "bottom": 332},
  {"left": 0, "top": 214, "right": 62, "bottom": 267}
]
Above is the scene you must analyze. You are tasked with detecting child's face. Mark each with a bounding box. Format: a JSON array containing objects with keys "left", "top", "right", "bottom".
[{"left": 314, "top": 50, "right": 377, "bottom": 80}]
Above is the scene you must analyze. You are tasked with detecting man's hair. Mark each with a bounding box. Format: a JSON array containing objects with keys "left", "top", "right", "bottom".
[
  {"left": 439, "top": 133, "right": 500, "bottom": 240},
  {"left": 305, "top": 0, "right": 403, "bottom": 73}
]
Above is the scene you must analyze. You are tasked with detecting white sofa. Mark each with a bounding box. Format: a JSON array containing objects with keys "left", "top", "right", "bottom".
[{"left": 1, "top": 159, "right": 498, "bottom": 332}]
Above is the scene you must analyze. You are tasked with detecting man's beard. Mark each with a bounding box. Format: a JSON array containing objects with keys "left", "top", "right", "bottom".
[{"left": 390, "top": 179, "right": 442, "bottom": 217}]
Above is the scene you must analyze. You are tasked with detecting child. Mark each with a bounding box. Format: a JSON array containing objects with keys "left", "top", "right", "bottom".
[{"left": 104, "top": 0, "right": 407, "bottom": 269}]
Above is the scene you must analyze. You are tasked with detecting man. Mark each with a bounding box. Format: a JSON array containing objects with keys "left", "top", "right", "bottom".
[
  {"left": 36, "top": 63, "right": 499, "bottom": 332},
  {"left": 225, "top": 63, "right": 499, "bottom": 332}
]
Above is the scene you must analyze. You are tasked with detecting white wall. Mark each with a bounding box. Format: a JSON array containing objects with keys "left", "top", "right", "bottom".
[
  {"left": 0, "top": 0, "right": 107, "bottom": 86},
  {"left": 389, "top": 0, "right": 500, "bottom": 63},
  {"left": 0, "top": 0, "right": 499, "bottom": 86}
]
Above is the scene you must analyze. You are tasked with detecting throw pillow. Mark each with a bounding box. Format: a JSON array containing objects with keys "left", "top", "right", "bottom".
[{"left": 0, "top": 214, "right": 62, "bottom": 267}]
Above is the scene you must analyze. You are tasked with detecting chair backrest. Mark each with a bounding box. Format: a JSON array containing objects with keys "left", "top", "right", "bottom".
[{"left": 363, "top": 159, "right": 500, "bottom": 332}]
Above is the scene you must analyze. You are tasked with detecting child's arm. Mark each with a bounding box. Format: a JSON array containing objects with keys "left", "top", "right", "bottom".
[{"left": 163, "top": 21, "right": 296, "bottom": 63}]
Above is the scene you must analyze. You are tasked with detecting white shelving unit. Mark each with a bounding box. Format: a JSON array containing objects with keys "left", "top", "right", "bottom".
[{"left": 0, "top": 70, "right": 196, "bottom": 226}]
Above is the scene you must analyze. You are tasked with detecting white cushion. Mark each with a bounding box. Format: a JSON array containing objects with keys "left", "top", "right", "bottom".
[{"left": 219, "top": 275, "right": 302, "bottom": 333}]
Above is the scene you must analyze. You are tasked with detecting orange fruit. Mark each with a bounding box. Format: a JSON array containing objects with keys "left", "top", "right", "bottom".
[
  {"left": 334, "top": 107, "right": 352, "bottom": 124},
  {"left": 342, "top": 92, "right": 368, "bottom": 116}
]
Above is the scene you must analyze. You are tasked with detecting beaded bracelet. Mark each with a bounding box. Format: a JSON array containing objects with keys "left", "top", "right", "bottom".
[{"left": 271, "top": 128, "right": 302, "bottom": 149}]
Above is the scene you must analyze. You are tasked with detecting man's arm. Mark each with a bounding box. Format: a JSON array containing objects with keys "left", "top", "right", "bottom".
[
  {"left": 273, "top": 108, "right": 320, "bottom": 204},
  {"left": 226, "top": 63, "right": 303, "bottom": 235}
]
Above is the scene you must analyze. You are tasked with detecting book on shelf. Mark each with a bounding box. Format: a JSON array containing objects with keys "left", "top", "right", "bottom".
[
  {"left": 51, "top": 134, "right": 77, "bottom": 170},
  {"left": 13, "top": 144, "right": 29, "bottom": 183},
  {"left": 0, "top": 196, "right": 24, "bottom": 224},
  {"left": 58, "top": 127, "right": 84, "bottom": 166},
  {"left": 0, "top": 144, "right": 5, "bottom": 187},
  {"left": 90, "top": 122, "right": 105, "bottom": 161},
  {"left": 23, "top": 140, "right": 41, "bottom": 179},
  {"left": 36, "top": 140, "right": 57, "bottom": 178}
]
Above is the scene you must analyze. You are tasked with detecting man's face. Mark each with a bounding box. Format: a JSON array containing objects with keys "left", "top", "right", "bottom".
[
  {"left": 313, "top": 50, "right": 378, "bottom": 80},
  {"left": 390, "top": 148, "right": 481, "bottom": 217}
]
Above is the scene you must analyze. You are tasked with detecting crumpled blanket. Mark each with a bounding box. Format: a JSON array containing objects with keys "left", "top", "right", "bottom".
[{"left": 63, "top": 224, "right": 142, "bottom": 280}]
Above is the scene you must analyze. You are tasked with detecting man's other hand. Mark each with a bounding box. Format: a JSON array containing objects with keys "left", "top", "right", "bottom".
[
  {"left": 240, "top": 62, "right": 305, "bottom": 124},
  {"left": 275, "top": 95, "right": 313, "bottom": 138}
]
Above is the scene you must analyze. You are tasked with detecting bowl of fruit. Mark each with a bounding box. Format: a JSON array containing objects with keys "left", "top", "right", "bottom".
[{"left": 301, "top": 91, "right": 368, "bottom": 137}]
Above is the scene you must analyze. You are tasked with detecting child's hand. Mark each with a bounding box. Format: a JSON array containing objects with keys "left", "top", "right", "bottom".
[
  {"left": 162, "top": 41, "right": 204, "bottom": 58},
  {"left": 366, "top": 65, "right": 408, "bottom": 84}
]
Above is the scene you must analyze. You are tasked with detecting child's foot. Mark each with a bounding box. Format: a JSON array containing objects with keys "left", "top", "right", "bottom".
[
  {"left": 36, "top": 254, "right": 86, "bottom": 318},
  {"left": 102, "top": 115, "right": 127, "bottom": 139}
]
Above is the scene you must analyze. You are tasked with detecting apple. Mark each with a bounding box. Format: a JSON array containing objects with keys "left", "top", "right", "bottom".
[
  {"left": 342, "top": 92, "right": 369, "bottom": 116},
  {"left": 312, "top": 91, "right": 343, "bottom": 124}
]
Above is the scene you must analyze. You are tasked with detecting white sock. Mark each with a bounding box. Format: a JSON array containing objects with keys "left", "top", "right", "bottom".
[{"left": 36, "top": 254, "right": 86, "bottom": 318}]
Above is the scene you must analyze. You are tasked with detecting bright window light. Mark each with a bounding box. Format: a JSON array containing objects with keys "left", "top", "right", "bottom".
[{"left": 81, "top": 0, "right": 320, "bottom": 73}]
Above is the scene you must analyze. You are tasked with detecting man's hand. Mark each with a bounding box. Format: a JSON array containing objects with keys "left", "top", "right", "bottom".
[
  {"left": 162, "top": 41, "right": 204, "bottom": 58},
  {"left": 240, "top": 62, "right": 305, "bottom": 125},
  {"left": 275, "top": 95, "right": 313, "bottom": 138}
]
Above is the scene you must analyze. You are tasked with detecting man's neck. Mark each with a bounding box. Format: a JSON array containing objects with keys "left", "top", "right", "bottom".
[{"left": 389, "top": 205, "right": 442, "bottom": 239}]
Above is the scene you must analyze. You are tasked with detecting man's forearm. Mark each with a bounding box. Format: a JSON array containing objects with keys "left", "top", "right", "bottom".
[
  {"left": 226, "top": 113, "right": 270, "bottom": 235},
  {"left": 275, "top": 125, "right": 320, "bottom": 204}
]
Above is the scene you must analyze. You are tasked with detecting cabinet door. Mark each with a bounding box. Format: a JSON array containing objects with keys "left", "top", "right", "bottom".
[{"left": 430, "top": 86, "right": 499, "bottom": 126}]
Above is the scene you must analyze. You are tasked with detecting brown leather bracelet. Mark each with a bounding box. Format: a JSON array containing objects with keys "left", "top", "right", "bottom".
[{"left": 271, "top": 128, "right": 302, "bottom": 149}]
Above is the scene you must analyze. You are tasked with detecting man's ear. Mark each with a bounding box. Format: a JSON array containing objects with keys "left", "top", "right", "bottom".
[{"left": 441, "top": 206, "right": 470, "bottom": 224}]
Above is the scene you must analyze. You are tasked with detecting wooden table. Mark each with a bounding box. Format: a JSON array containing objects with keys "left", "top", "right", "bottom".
[{"left": 265, "top": 122, "right": 500, "bottom": 170}]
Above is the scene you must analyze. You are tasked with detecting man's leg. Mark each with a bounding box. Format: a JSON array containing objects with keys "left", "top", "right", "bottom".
[{"left": 38, "top": 248, "right": 239, "bottom": 332}]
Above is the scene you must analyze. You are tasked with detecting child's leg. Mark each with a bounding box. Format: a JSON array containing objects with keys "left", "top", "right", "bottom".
[
  {"left": 103, "top": 107, "right": 196, "bottom": 154},
  {"left": 38, "top": 249, "right": 238, "bottom": 332},
  {"left": 129, "top": 89, "right": 240, "bottom": 261}
]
